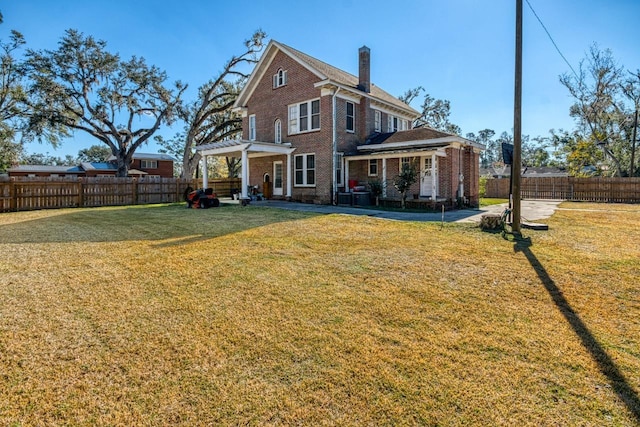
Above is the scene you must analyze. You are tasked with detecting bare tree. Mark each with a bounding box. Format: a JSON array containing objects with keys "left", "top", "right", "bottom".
[
  {"left": 163, "top": 30, "right": 266, "bottom": 179},
  {"left": 560, "top": 44, "right": 633, "bottom": 176},
  {"left": 399, "top": 86, "right": 460, "bottom": 135}
]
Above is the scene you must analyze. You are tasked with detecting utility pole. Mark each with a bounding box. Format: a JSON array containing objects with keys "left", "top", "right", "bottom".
[{"left": 512, "top": 0, "right": 523, "bottom": 234}]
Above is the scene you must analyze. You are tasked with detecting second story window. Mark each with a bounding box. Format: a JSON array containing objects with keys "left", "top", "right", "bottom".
[
  {"left": 274, "top": 119, "right": 282, "bottom": 143},
  {"left": 273, "top": 68, "right": 287, "bottom": 88},
  {"left": 288, "top": 99, "right": 320, "bottom": 134},
  {"left": 346, "top": 101, "right": 355, "bottom": 132},
  {"left": 388, "top": 115, "right": 399, "bottom": 132},
  {"left": 249, "top": 114, "right": 256, "bottom": 141},
  {"left": 400, "top": 119, "right": 409, "bottom": 131},
  {"left": 374, "top": 110, "right": 381, "bottom": 132},
  {"left": 141, "top": 160, "right": 158, "bottom": 169}
]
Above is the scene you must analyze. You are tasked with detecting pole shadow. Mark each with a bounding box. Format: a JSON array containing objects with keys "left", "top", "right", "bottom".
[{"left": 512, "top": 236, "right": 640, "bottom": 422}]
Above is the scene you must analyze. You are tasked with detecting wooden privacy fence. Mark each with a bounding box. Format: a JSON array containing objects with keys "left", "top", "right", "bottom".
[
  {"left": 0, "top": 177, "right": 242, "bottom": 213},
  {"left": 485, "top": 177, "right": 640, "bottom": 203}
]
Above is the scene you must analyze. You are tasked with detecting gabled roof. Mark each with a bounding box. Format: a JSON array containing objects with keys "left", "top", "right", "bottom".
[
  {"left": 354, "top": 127, "right": 485, "bottom": 156},
  {"left": 234, "top": 40, "right": 420, "bottom": 118}
]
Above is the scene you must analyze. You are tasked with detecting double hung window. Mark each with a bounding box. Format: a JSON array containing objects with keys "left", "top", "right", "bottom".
[
  {"left": 288, "top": 99, "right": 320, "bottom": 134},
  {"left": 294, "top": 154, "right": 315, "bottom": 186},
  {"left": 346, "top": 101, "right": 355, "bottom": 132}
]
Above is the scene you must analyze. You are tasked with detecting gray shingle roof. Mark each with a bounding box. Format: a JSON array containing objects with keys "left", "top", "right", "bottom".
[
  {"left": 8, "top": 165, "right": 83, "bottom": 173},
  {"left": 275, "top": 41, "right": 420, "bottom": 116},
  {"left": 106, "top": 152, "right": 176, "bottom": 162}
]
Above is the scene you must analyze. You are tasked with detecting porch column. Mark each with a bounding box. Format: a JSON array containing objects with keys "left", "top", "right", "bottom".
[
  {"left": 344, "top": 159, "right": 349, "bottom": 190},
  {"left": 431, "top": 153, "right": 437, "bottom": 199},
  {"left": 241, "top": 149, "right": 249, "bottom": 199},
  {"left": 382, "top": 158, "right": 387, "bottom": 198},
  {"left": 202, "top": 155, "right": 208, "bottom": 189},
  {"left": 286, "top": 153, "right": 292, "bottom": 198}
]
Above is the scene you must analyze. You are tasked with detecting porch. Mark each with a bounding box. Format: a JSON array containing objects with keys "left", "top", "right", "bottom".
[{"left": 196, "top": 139, "right": 295, "bottom": 200}]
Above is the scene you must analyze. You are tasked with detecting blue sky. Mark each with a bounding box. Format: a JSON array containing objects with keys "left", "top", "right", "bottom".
[{"left": 3, "top": 0, "right": 639, "bottom": 158}]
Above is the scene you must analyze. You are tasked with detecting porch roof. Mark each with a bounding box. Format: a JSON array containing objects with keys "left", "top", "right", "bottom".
[
  {"left": 355, "top": 128, "right": 485, "bottom": 155},
  {"left": 196, "top": 139, "right": 295, "bottom": 158},
  {"left": 346, "top": 146, "right": 449, "bottom": 161}
]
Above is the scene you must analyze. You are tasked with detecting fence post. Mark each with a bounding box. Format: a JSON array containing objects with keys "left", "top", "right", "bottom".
[
  {"left": 77, "top": 177, "right": 84, "bottom": 207},
  {"left": 132, "top": 178, "right": 138, "bottom": 205},
  {"left": 10, "top": 177, "right": 17, "bottom": 212}
]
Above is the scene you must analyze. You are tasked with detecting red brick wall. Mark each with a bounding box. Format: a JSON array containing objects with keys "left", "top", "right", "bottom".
[
  {"left": 242, "top": 50, "right": 375, "bottom": 203},
  {"left": 131, "top": 159, "right": 174, "bottom": 177}
]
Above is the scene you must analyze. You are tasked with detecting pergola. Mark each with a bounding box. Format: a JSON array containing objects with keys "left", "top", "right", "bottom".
[{"left": 196, "top": 140, "right": 295, "bottom": 199}]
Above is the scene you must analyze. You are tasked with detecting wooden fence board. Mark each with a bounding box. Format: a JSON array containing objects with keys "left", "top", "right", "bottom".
[
  {"left": 486, "top": 176, "right": 640, "bottom": 202},
  {"left": 0, "top": 177, "right": 242, "bottom": 213}
]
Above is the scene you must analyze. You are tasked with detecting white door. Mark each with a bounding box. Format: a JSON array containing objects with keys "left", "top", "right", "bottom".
[
  {"left": 273, "top": 161, "right": 283, "bottom": 196},
  {"left": 421, "top": 156, "right": 437, "bottom": 197}
]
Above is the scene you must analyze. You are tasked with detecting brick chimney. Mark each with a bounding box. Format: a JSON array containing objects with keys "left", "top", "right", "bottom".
[{"left": 358, "top": 46, "right": 370, "bottom": 93}]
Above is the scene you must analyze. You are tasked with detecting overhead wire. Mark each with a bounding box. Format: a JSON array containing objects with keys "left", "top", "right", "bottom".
[{"left": 524, "top": 0, "right": 580, "bottom": 80}]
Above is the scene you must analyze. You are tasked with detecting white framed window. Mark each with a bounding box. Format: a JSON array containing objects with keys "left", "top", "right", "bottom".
[
  {"left": 273, "top": 68, "right": 287, "bottom": 88},
  {"left": 249, "top": 114, "right": 256, "bottom": 141},
  {"left": 288, "top": 99, "right": 320, "bottom": 134},
  {"left": 368, "top": 159, "right": 378, "bottom": 176},
  {"left": 288, "top": 105, "right": 298, "bottom": 134},
  {"left": 400, "top": 156, "right": 412, "bottom": 172},
  {"left": 374, "top": 110, "right": 381, "bottom": 132},
  {"left": 346, "top": 101, "right": 355, "bottom": 132},
  {"left": 294, "top": 153, "right": 315, "bottom": 186},
  {"left": 141, "top": 160, "right": 158, "bottom": 168},
  {"left": 400, "top": 119, "right": 409, "bottom": 131},
  {"left": 274, "top": 119, "right": 282, "bottom": 143},
  {"left": 388, "top": 115, "right": 399, "bottom": 132},
  {"left": 336, "top": 153, "right": 343, "bottom": 186}
]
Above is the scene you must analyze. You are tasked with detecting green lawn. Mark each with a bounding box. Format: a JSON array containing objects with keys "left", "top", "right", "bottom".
[{"left": 1, "top": 202, "right": 639, "bottom": 425}]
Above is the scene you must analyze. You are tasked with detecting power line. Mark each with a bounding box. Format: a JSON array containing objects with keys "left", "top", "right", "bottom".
[{"left": 525, "top": 0, "right": 580, "bottom": 79}]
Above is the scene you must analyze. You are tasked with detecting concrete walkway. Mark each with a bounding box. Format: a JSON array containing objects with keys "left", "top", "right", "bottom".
[{"left": 234, "top": 198, "right": 562, "bottom": 223}]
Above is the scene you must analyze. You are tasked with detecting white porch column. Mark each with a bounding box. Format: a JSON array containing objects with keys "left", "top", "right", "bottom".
[
  {"left": 344, "top": 159, "right": 350, "bottom": 191},
  {"left": 202, "top": 155, "right": 208, "bottom": 189},
  {"left": 382, "top": 158, "right": 387, "bottom": 198},
  {"left": 286, "top": 153, "right": 292, "bottom": 198},
  {"left": 431, "top": 153, "right": 437, "bottom": 200},
  {"left": 241, "top": 149, "right": 249, "bottom": 199}
]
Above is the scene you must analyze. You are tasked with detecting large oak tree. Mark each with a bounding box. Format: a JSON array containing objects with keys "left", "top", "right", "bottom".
[
  {"left": 0, "top": 28, "right": 27, "bottom": 171},
  {"left": 26, "top": 29, "right": 186, "bottom": 176}
]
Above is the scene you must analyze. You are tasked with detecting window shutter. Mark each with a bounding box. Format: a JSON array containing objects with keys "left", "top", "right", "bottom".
[
  {"left": 283, "top": 70, "right": 288, "bottom": 85},
  {"left": 273, "top": 74, "right": 277, "bottom": 88}
]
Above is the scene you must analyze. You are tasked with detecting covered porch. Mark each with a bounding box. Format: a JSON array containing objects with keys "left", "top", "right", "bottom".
[
  {"left": 344, "top": 147, "right": 448, "bottom": 201},
  {"left": 196, "top": 140, "right": 295, "bottom": 200}
]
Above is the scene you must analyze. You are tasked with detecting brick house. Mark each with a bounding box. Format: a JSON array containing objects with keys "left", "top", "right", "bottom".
[
  {"left": 8, "top": 153, "right": 176, "bottom": 178},
  {"left": 196, "top": 41, "right": 484, "bottom": 206}
]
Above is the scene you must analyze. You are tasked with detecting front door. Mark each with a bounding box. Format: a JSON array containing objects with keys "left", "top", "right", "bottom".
[
  {"left": 420, "top": 156, "right": 437, "bottom": 198},
  {"left": 273, "top": 161, "right": 283, "bottom": 196}
]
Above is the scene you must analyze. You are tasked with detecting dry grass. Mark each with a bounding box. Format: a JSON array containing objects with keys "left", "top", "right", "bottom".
[{"left": 1, "top": 202, "right": 639, "bottom": 426}]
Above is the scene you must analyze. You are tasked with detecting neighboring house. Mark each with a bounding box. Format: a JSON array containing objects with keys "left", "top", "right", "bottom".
[
  {"left": 8, "top": 153, "right": 175, "bottom": 178},
  {"left": 196, "top": 41, "right": 484, "bottom": 205},
  {"left": 105, "top": 153, "right": 176, "bottom": 178},
  {"left": 480, "top": 166, "right": 569, "bottom": 179}
]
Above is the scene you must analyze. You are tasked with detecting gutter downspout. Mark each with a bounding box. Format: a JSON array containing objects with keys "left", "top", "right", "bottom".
[{"left": 332, "top": 87, "right": 341, "bottom": 205}]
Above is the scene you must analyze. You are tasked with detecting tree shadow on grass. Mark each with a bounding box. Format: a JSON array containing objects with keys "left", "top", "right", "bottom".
[
  {"left": 513, "top": 236, "right": 640, "bottom": 422},
  {"left": 0, "top": 204, "right": 320, "bottom": 245}
]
